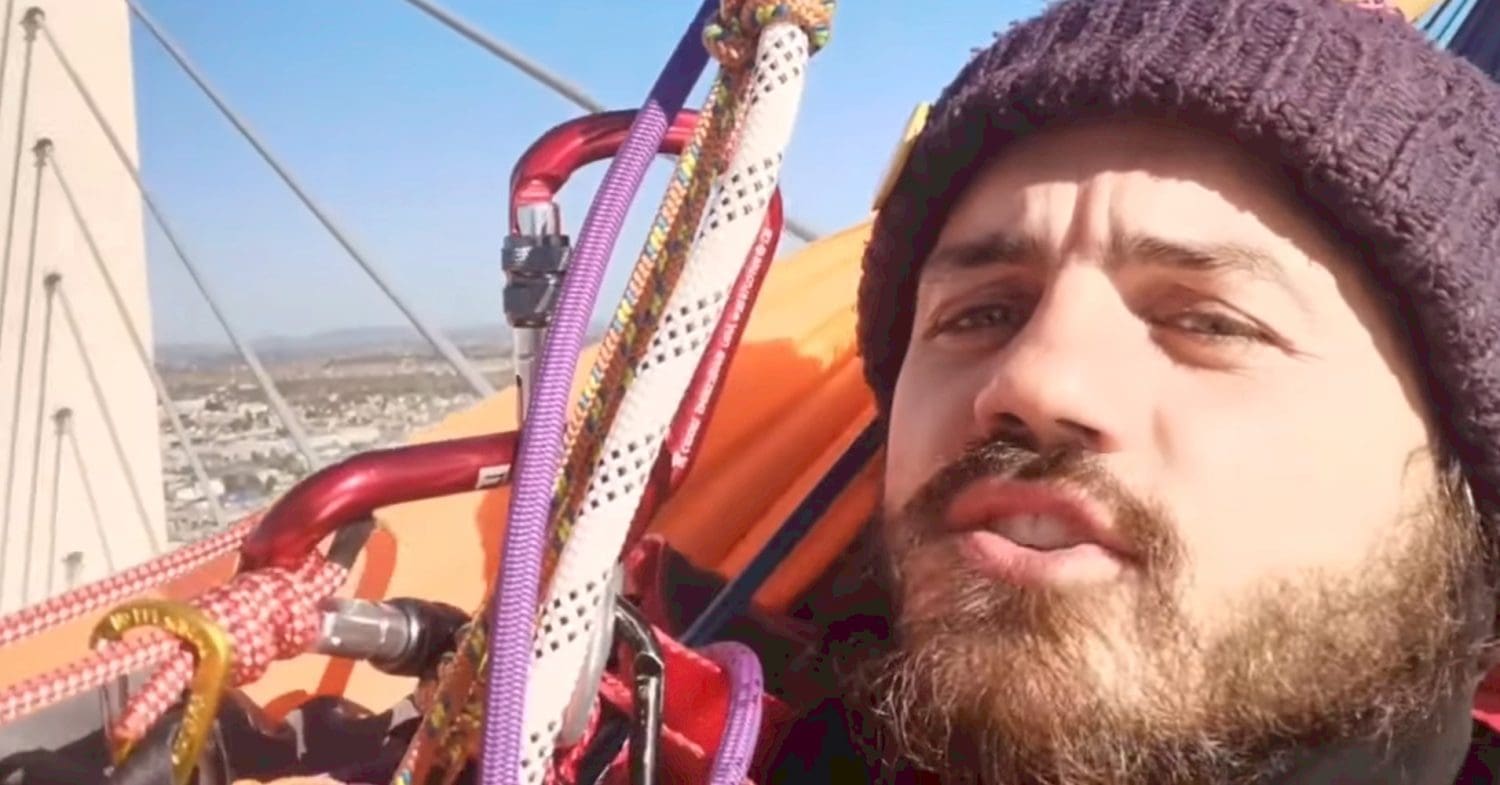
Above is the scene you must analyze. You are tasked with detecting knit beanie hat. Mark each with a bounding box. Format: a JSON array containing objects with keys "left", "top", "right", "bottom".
[{"left": 857, "top": 0, "right": 1500, "bottom": 520}]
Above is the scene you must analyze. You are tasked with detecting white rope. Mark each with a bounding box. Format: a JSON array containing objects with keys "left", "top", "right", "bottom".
[{"left": 517, "top": 21, "right": 814, "bottom": 780}]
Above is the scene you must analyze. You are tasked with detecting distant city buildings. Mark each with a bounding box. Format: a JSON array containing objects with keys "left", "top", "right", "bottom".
[{"left": 158, "top": 348, "right": 510, "bottom": 542}]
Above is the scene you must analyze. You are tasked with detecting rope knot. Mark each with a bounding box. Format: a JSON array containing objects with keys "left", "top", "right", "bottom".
[
  {"left": 112, "top": 554, "right": 347, "bottom": 745},
  {"left": 703, "top": 0, "right": 834, "bottom": 70},
  {"left": 195, "top": 554, "right": 343, "bottom": 684}
]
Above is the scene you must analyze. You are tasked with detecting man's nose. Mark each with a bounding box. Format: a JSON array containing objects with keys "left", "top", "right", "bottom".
[{"left": 972, "top": 274, "right": 1141, "bottom": 455}]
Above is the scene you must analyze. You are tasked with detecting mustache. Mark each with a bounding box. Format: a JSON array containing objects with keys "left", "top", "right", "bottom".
[{"left": 898, "top": 438, "right": 1183, "bottom": 572}]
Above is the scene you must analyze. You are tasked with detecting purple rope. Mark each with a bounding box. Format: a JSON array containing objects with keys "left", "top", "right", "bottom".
[
  {"left": 699, "top": 641, "right": 766, "bottom": 785},
  {"left": 478, "top": 4, "right": 717, "bottom": 783}
]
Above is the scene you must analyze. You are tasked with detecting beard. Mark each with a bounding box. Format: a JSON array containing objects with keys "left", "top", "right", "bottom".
[{"left": 832, "top": 440, "right": 1495, "bottom": 785}]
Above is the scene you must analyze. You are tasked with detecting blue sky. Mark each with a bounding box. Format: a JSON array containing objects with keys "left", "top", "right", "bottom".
[{"left": 131, "top": 1, "right": 1048, "bottom": 345}]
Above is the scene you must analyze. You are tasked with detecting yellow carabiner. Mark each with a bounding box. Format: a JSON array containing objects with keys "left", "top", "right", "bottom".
[{"left": 90, "top": 598, "right": 233, "bottom": 785}]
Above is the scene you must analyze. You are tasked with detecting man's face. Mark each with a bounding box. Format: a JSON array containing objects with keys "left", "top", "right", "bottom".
[{"left": 868, "top": 118, "right": 1488, "bottom": 783}]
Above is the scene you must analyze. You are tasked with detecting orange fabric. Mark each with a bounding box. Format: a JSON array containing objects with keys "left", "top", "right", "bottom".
[{"left": 0, "top": 219, "right": 879, "bottom": 723}]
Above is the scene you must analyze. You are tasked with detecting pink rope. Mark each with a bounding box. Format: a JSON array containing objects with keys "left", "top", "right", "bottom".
[
  {"left": 0, "top": 550, "right": 345, "bottom": 744},
  {"left": 112, "top": 554, "right": 344, "bottom": 744},
  {"left": 0, "top": 516, "right": 258, "bottom": 648},
  {"left": 0, "top": 634, "right": 178, "bottom": 724}
]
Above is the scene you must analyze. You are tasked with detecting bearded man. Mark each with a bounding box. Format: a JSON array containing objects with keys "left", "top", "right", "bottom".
[{"left": 764, "top": 0, "right": 1500, "bottom": 782}]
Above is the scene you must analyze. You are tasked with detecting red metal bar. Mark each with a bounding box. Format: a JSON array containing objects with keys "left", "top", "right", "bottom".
[{"left": 238, "top": 431, "right": 517, "bottom": 571}]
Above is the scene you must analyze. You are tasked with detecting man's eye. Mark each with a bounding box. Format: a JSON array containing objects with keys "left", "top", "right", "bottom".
[
  {"left": 938, "top": 303, "right": 1025, "bottom": 334},
  {"left": 1162, "top": 310, "right": 1267, "bottom": 343}
]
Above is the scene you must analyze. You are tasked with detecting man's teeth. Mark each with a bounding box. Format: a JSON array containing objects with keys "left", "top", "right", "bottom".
[{"left": 989, "top": 514, "right": 1085, "bottom": 550}]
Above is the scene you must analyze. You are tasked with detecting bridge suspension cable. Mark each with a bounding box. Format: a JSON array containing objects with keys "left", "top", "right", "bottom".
[
  {"left": 0, "top": 1, "right": 15, "bottom": 121},
  {"left": 0, "top": 8, "right": 36, "bottom": 357},
  {"left": 56, "top": 406, "right": 115, "bottom": 576},
  {"left": 126, "top": 0, "right": 497, "bottom": 398},
  {"left": 0, "top": 136, "right": 47, "bottom": 609},
  {"left": 20, "top": 271, "right": 56, "bottom": 606},
  {"left": 53, "top": 281, "right": 162, "bottom": 557},
  {"left": 34, "top": 15, "right": 323, "bottom": 471},
  {"left": 395, "top": 0, "right": 825, "bottom": 244},
  {"left": 47, "top": 146, "right": 226, "bottom": 535},
  {"left": 400, "top": 0, "right": 605, "bottom": 113},
  {"left": 44, "top": 406, "right": 66, "bottom": 596}
]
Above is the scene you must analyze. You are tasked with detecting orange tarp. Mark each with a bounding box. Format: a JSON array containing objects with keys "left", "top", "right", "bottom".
[{"left": 0, "top": 219, "right": 880, "bottom": 722}]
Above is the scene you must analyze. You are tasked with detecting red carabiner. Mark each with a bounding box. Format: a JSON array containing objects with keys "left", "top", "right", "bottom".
[
  {"left": 242, "top": 108, "right": 787, "bottom": 573},
  {"left": 238, "top": 431, "right": 518, "bottom": 572},
  {"left": 509, "top": 109, "right": 703, "bottom": 230},
  {"left": 509, "top": 107, "right": 785, "bottom": 233},
  {"left": 508, "top": 108, "right": 788, "bottom": 547}
]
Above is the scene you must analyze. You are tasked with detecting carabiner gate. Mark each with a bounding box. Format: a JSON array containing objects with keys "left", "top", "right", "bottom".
[
  {"left": 609, "top": 598, "right": 666, "bottom": 785},
  {"left": 90, "top": 599, "right": 233, "bottom": 785}
]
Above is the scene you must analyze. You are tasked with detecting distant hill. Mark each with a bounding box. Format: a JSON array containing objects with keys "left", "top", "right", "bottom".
[
  {"left": 157, "top": 323, "right": 507, "bottom": 366},
  {"left": 157, "top": 319, "right": 610, "bottom": 368}
]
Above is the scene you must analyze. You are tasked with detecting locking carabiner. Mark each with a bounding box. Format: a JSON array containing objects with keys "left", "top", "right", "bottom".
[
  {"left": 611, "top": 598, "right": 665, "bottom": 785},
  {"left": 570, "top": 598, "right": 666, "bottom": 785},
  {"left": 90, "top": 599, "right": 233, "bottom": 785}
]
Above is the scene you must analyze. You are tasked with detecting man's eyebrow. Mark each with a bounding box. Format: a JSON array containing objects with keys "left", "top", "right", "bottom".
[
  {"left": 924, "top": 230, "right": 1293, "bottom": 291},
  {"left": 1114, "top": 234, "right": 1291, "bottom": 290},
  {"left": 925, "top": 232, "right": 1046, "bottom": 272}
]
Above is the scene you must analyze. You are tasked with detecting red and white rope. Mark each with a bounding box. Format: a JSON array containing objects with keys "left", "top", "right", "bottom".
[
  {"left": 0, "top": 516, "right": 257, "bottom": 648},
  {"left": 0, "top": 548, "right": 344, "bottom": 749},
  {"left": 520, "top": 18, "right": 816, "bottom": 779}
]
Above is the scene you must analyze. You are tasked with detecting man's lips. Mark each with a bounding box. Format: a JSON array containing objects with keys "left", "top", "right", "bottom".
[
  {"left": 945, "top": 477, "right": 1127, "bottom": 551},
  {"left": 941, "top": 477, "right": 1134, "bottom": 586}
]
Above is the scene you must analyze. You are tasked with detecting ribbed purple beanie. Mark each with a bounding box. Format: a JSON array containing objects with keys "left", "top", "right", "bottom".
[{"left": 858, "top": 0, "right": 1500, "bottom": 518}]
